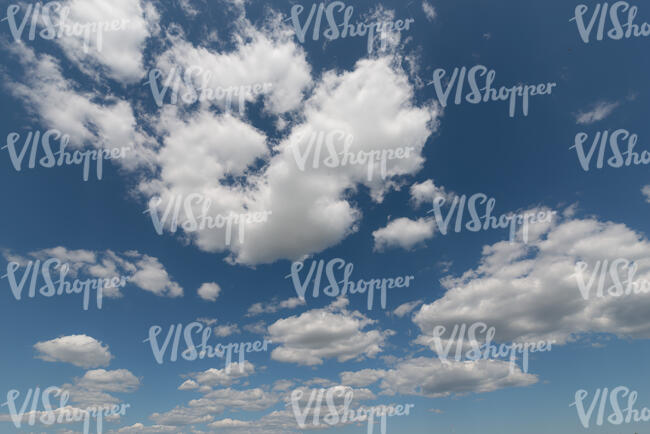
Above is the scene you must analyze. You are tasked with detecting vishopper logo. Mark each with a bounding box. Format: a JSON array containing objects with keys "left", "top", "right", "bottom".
[
  {"left": 431, "top": 322, "right": 554, "bottom": 374},
  {"left": 289, "top": 1, "right": 415, "bottom": 54},
  {"left": 144, "top": 321, "right": 272, "bottom": 373},
  {"left": 429, "top": 65, "right": 557, "bottom": 118},
  {"left": 290, "top": 129, "right": 415, "bottom": 181},
  {"left": 1, "top": 2, "right": 131, "bottom": 52},
  {"left": 427, "top": 193, "right": 556, "bottom": 243},
  {"left": 571, "top": 2, "right": 650, "bottom": 43},
  {"left": 1, "top": 258, "right": 129, "bottom": 310},
  {"left": 143, "top": 66, "right": 273, "bottom": 112},
  {"left": 143, "top": 194, "right": 272, "bottom": 246},
  {"left": 570, "top": 386, "right": 650, "bottom": 428},
  {"left": 290, "top": 386, "right": 414, "bottom": 433},
  {"left": 286, "top": 257, "right": 414, "bottom": 310},
  {"left": 3, "top": 130, "right": 130, "bottom": 181},
  {"left": 1, "top": 386, "right": 130, "bottom": 433},
  {"left": 574, "top": 258, "right": 650, "bottom": 299},
  {"left": 571, "top": 129, "right": 650, "bottom": 171}
]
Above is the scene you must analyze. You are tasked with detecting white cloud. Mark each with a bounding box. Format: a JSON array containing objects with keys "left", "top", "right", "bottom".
[
  {"left": 642, "top": 185, "right": 650, "bottom": 203},
  {"left": 150, "top": 386, "right": 279, "bottom": 426},
  {"left": 110, "top": 424, "right": 178, "bottom": 433},
  {"left": 142, "top": 54, "right": 437, "bottom": 265},
  {"left": 190, "top": 361, "right": 255, "bottom": 387},
  {"left": 422, "top": 1, "right": 436, "bottom": 21},
  {"left": 9, "top": 247, "right": 183, "bottom": 298},
  {"left": 6, "top": 7, "right": 437, "bottom": 268},
  {"left": 54, "top": 0, "right": 154, "bottom": 82},
  {"left": 197, "top": 282, "right": 221, "bottom": 302},
  {"left": 3, "top": 44, "right": 156, "bottom": 170},
  {"left": 213, "top": 324, "right": 240, "bottom": 337},
  {"left": 373, "top": 217, "right": 435, "bottom": 251},
  {"left": 246, "top": 297, "right": 305, "bottom": 316},
  {"left": 393, "top": 299, "right": 424, "bottom": 317},
  {"left": 575, "top": 101, "right": 620, "bottom": 124},
  {"left": 410, "top": 179, "right": 453, "bottom": 208},
  {"left": 75, "top": 369, "right": 140, "bottom": 392},
  {"left": 196, "top": 317, "right": 217, "bottom": 326},
  {"left": 178, "top": 379, "right": 199, "bottom": 391},
  {"left": 340, "top": 369, "right": 387, "bottom": 387},
  {"left": 341, "top": 358, "right": 536, "bottom": 398},
  {"left": 268, "top": 298, "right": 392, "bottom": 366},
  {"left": 153, "top": 17, "right": 312, "bottom": 115},
  {"left": 244, "top": 320, "right": 267, "bottom": 334},
  {"left": 413, "top": 209, "right": 650, "bottom": 346},
  {"left": 127, "top": 253, "right": 183, "bottom": 297},
  {"left": 34, "top": 335, "right": 112, "bottom": 368}
]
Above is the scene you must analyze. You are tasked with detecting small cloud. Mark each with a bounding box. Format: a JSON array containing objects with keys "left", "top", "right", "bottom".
[
  {"left": 575, "top": 101, "right": 620, "bottom": 125},
  {"left": 246, "top": 297, "right": 305, "bottom": 316},
  {"left": 214, "top": 324, "right": 241, "bottom": 337},
  {"left": 393, "top": 300, "right": 423, "bottom": 318},
  {"left": 196, "top": 317, "right": 217, "bottom": 326},
  {"left": 243, "top": 321, "right": 267, "bottom": 334},
  {"left": 642, "top": 185, "right": 650, "bottom": 203},
  {"left": 178, "top": 379, "right": 199, "bottom": 390},
  {"left": 422, "top": 0, "right": 436, "bottom": 21},
  {"left": 373, "top": 217, "right": 435, "bottom": 252},
  {"left": 198, "top": 282, "right": 221, "bottom": 302}
]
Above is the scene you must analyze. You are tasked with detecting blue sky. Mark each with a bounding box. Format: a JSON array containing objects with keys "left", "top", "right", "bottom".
[{"left": 1, "top": 0, "right": 650, "bottom": 432}]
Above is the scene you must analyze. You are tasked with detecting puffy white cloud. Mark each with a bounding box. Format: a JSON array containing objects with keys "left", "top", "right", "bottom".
[
  {"left": 409, "top": 179, "right": 453, "bottom": 208},
  {"left": 200, "top": 387, "right": 279, "bottom": 411},
  {"left": 373, "top": 217, "right": 435, "bottom": 251},
  {"left": 208, "top": 410, "right": 296, "bottom": 434},
  {"left": 3, "top": 44, "right": 156, "bottom": 170},
  {"left": 75, "top": 369, "right": 140, "bottom": 392},
  {"left": 341, "top": 358, "right": 536, "bottom": 398},
  {"left": 642, "top": 185, "right": 650, "bottom": 202},
  {"left": 152, "top": 18, "right": 312, "bottom": 115},
  {"left": 393, "top": 299, "right": 423, "bottom": 318},
  {"left": 413, "top": 210, "right": 650, "bottom": 345},
  {"left": 246, "top": 297, "right": 305, "bottom": 316},
  {"left": 340, "top": 369, "right": 387, "bottom": 387},
  {"left": 59, "top": 368, "right": 139, "bottom": 408},
  {"left": 178, "top": 379, "right": 199, "bottom": 391},
  {"left": 380, "top": 358, "right": 536, "bottom": 397},
  {"left": 197, "top": 282, "right": 221, "bottom": 302},
  {"left": 268, "top": 298, "right": 392, "bottom": 365},
  {"left": 110, "top": 424, "right": 178, "bottom": 433},
  {"left": 127, "top": 253, "right": 183, "bottom": 297},
  {"left": 54, "top": 0, "right": 154, "bottom": 82},
  {"left": 4, "top": 247, "right": 182, "bottom": 298},
  {"left": 6, "top": 4, "right": 437, "bottom": 267},
  {"left": 213, "top": 324, "right": 240, "bottom": 337},
  {"left": 422, "top": 0, "right": 436, "bottom": 21},
  {"left": 243, "top": 320, "right": 267, "bottom": 334},
  {"left": 149, "top": 405, "right": 217, "bottom": 426},
  {"left": 150, "top": 386, "right": 279, "bottom": 426},
  {"left": 190, "top": 361, "right": 255, "bottom": 387},
  {"left": 34, "top": 335, "right": 112, "bottom": 368}
]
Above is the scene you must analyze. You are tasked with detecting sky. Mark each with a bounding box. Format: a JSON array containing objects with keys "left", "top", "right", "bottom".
[{"left": 0, "top": 0, "right": 650, "bottom": 433}]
